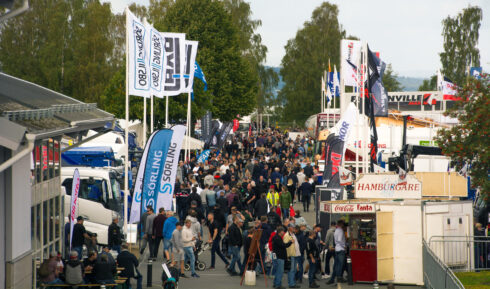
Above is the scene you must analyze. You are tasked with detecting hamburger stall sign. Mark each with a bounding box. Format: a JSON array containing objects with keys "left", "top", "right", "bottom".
[{"left": 355, "top": 173, "right": 422, "bottom": 199}]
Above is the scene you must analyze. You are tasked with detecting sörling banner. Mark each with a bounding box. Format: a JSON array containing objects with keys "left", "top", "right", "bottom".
[{"left": 156, "top": 125, "right": 186, "bottom": 211}]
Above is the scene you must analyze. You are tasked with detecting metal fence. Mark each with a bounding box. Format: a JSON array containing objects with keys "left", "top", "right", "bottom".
[
  {"left": 423, "top": 240, "right": 465, "bottom": 289},
  {"left": 428, "top": 236, "right": 490, "bottom": 272}
]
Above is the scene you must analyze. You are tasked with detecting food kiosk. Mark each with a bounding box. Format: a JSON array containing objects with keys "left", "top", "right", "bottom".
[{"left": 318, "top": 172, "right": 470, "bottom": 285}]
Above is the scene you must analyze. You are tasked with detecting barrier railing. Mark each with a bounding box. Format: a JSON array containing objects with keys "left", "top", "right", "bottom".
[
  {"left": 428, "top": 235, "right": 490, "bottom": 272},
  {"left": 423, "top": 240, "right": 464, "bottom": 289}
]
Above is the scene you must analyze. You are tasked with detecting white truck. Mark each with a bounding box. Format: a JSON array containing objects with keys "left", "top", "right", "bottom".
[{"left": 61, "top": 167, "right": 123, "bottom": 245}]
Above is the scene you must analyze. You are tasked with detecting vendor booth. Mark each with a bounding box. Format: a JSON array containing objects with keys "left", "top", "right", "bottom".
[
  {"left": 320, "top": 200, "right": 424, "bottom": 285},
  {"left": 318, "top": 172, "right": 470, "bottom": 285}
]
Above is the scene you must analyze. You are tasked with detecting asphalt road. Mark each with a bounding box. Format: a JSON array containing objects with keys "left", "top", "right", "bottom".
[{"left": 129, "top": 202, "right": 422, "bottom": 289}]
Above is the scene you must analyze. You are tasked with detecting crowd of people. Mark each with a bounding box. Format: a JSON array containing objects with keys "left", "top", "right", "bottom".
[
  {"left": 132, "top": 129, "right": 350, "bottom": 289},
  {"left": 39, "top": 128, "right": 351, "bottom": 289}
]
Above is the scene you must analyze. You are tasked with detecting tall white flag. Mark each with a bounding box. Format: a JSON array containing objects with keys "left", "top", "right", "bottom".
[
  {"left": 126, "top": 8, "right": 150, "bottom": 97},
  {"left": 162, "top": 33, "right": 186, "bottom": 96},
  {"left": 341, "top": 39, "right": 362, "bottom": 87},
  {"left": 333, "top": 64, "right": 340, "bottom": 94},
  {"left": 184, "top": 40, "right": 199, "bottom": 93},
  {"left": 148, "top": 25, "right": 165, "bottom": 98}
]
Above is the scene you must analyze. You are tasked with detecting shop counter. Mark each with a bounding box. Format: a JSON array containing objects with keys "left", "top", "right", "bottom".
[{"left": 350, "top": 249, "right": 377, "bottom": 283}]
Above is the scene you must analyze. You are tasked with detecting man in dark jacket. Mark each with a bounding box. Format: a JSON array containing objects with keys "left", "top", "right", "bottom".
[
  {"left": 272, "top": 226, "right": 293, "bottom": 289},
  {"left": 108, "top": 217, "right": 122, "bottom": 253},
  {"left": 117, "top": 243, "right": 142, "bottom": 289},
  {"left": 306, "top": 230, "right": 320, "bottom": 288},
  {"left": 227, "top": 216, "right": 243, "bottom": 275},
  {"left": 152, "top": 208, "right": 167, "bottom": 260},
  {"left": 298, "top": 177, "right": 314, "bottom": 212},
  {"left": 254, "top": 193, "right": 268, "bottom": 219}
]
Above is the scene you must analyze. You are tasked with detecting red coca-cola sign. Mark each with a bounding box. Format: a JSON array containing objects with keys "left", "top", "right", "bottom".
[{"left": 332, "top": 203, "right": 375, "bottom": 213}]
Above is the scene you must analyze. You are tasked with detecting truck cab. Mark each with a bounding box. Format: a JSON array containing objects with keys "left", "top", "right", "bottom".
[{"left": 61, "top": 167, "right": 122, "bottom": 245}]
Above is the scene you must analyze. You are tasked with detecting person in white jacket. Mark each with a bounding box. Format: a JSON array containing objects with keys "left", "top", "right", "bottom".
[{"left": 182, "top": 219, "right": 199, "bottom": 278}]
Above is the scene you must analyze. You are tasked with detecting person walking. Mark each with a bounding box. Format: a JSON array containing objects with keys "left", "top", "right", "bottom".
[
  {"left": 298, "top": 177, "right": 313, "bottom": 212},
  {"left": 227, "top": 216, "right": 244, "bottom": 276},
  {"left": 284, "top": 224, "right": 301, "bottom": 288},
  {"left": 306, "top": 231, "right": 320, "bottom": 288},
  {"left": 324, "top": 222, "right": 336, "bottom": 277},
  {"left": 171, "top": 222, "right": 186, "bottom": 277},
  {"left": 271, "top": 226, "right": 293, "bottom": 289},
  {"left": 140, "top": 207, "right": 155, "bottom": 257},
  {"left": 162, "top": 211, "right": 178, "bottom": 263},
  {"left": 295, "top": 225, "right": 307, "bottom": 284},
  {"left": 117, "top": 243, "right": 143, "bottom": 289},
  {"left": 279, "top": 186, "right": 292, "bottom": 219},
  {"left": 182, "top": 219, "right": 199, "bottom": 278},
  {"left": 207, "top": 212, "right": 230, "bottom": 269},
  {"left": 108, "top": 217, "right": 122, "bottom": 253},
  {"left": 254, "top": 193, "right": 268, "bottom": 219},
  {"left": 152, "top": 208, "right": 167, "bottom": 260},
  {"left": 326, "top": 220, "right": 347, "bottom": 285}
]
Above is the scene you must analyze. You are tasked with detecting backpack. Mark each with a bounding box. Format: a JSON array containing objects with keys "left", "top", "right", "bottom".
[
  {"left": 38, "top": 261, "right": 51, "bottom": 279},
  {"left": 65, "top": 263, "right": 83, "bottom": 285}
]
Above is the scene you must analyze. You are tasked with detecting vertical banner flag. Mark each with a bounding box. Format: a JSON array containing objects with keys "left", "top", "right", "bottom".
[
  {"left": 201, "top": 111, "right": 212, "bottom": 142},
  {"left": 366, "top": 48, "right": 388, "bottom": 117},
  {"left": 184, "top": 41, "right": 199, "bottom": 93},
  {"left": 333, "top": 65, "right": 340, "bottom": 97},
  {"left": 129, "top": 131, "right": 157, "bottom": 223},
  {"left": 127, "top": 9, "right": 150, "bottom": 97},
  {"left": 341, "top": 39, "right": 362, "bottom": 86},
  {"left": 141, "top": 129, "right": 173, "bottom": 213},
  {"left": 162, "top": 33, "right": 186, "bottom": 96},
  {"left": 204, "top": 120, "right": 220, "bottom": 150},
  {"left": 69, "top": 169, "right": 80, "bottom": 249},
  {"left": 323, "top": 102, "right": 358, "bottom": 188},
  {"left": 322, "top": 134, "right": 344, "bottom": 188},
  {"left": 156, "top": 125, "right": 186, "bottom": 211},
  {"left": 148, "top": 25, "right": 165, "bottom": 98},
  {"left": 216, "top": 122, "right": 233, "bottom": 150}
]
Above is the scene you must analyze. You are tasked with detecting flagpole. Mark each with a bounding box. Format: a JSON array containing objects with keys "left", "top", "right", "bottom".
[
  {"left": 151, "top": 95, "right": 154, "bottom": 133},
  {"left": 355, "top": 47, "right": 360, "bottom": 178},
  {"left": 186, "top": 91, "right": 191, "bottom": 161},
  {"left": 166, "top": 95, "right": 169, "bottom": 128},
  {"left": 124, "top": 8, "right": 130, "bottom": 236},
  {"left": 363, "top": 42, "right": 368, "bottom": 173},
  {"left": 143, "top": 96, "right": 147, "bottom": 145}
]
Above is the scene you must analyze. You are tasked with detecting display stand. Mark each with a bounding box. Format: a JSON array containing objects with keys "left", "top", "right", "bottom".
[{"left": 240, "top": 229, "right": 267, "bottom": 287}]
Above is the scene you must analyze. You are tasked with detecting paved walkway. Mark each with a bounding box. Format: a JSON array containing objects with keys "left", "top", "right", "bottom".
[{"left": 129, "top": 202, "right": 422, "bottom": 289}]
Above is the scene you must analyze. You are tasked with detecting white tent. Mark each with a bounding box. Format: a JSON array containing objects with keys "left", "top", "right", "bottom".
[{"left": 182, "top": 135, "right": 204, "bottom": 150}]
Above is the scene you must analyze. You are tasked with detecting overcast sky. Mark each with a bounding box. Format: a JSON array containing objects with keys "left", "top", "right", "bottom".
[{"left": 107, "top": 0, "right": 490, "bottom": 78}]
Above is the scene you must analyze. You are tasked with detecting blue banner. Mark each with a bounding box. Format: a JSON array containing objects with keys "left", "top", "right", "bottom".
[
  {"left": 197, "top": 149, "right": 211, "bottom": 163},
  {"left": 141, "top": 129, "right": 173, "bottom": 212}
]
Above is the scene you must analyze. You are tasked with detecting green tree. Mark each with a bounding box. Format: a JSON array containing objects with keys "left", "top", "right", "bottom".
[
  {"left": 382, "top": 64, "right": 403, "bottom": 92},
  {"left": 0, "top": 0, "right": 121, "bottom": 106},
  {"left": 155, "top": 0, "right": 258, "bottom": 121},
  {"left": 440, "top": 6, "right": 482, "bottom": 86},
  {"left": 435, "top": 74, "right": 489, "bottom": 194},
  {"left": 222, "top": 0, "right": 278, "bottom": 121},
  {"left": 279, "top": 2, "right": 345, "bottom": 124},
  {"left": 418, "top": 75, "right": 437, "bottom": 91}
]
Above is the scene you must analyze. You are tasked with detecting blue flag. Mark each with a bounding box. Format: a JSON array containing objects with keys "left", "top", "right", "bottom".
[
  {"left": 194, "top": 61, "right": 207, "bottom": 91},
  {"left": 470, "top": 67, "right": 482, "bottom": 79}
]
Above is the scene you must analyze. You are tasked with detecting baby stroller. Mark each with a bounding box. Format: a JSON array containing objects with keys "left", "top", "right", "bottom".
[
  {"left": 162, "top": 263, "right": 180, "bottom": 289},
  {"left": 184, "top": 240, "right": 209, "bottom": 271}
]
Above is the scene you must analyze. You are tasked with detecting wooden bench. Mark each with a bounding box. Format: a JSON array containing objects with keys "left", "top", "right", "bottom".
[{"left": 40, "top": 283, "right": 118, "bottom": 288}]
